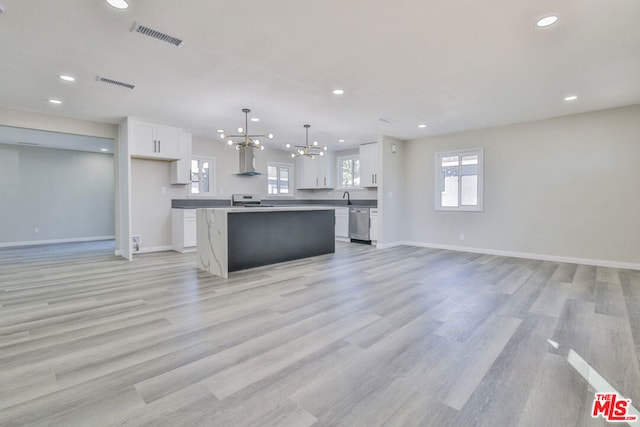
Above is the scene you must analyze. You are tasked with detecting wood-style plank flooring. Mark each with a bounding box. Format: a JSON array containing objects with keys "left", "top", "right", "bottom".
[{"left": 1, "top": 241, "right": 639, "bottom": 426}]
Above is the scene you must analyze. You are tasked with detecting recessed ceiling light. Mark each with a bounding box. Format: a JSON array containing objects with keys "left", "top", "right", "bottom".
[
  {"left": 418, "top": 124, "right": 427, "bottom": 128},
  {"left": 564, "top": 95, "right": 578, "bottom": 101},
  {"left": 338, "top": 139, "right": 345, "bottom": 143},
  {"left": 251, "top": 118, "right": 260, "bottom": 122},
  {"left": 106, "top": 0, "right": 129, "bottom": 9},
  {"left": 100, "top": 148, "right": 109, "bottom": 152},
  {"left": 332, "top": 89, "right": 344, "bottom": 95},
  {"left": 536, "top": 15, "right": 558, "bottom": 27},
  {"left": 59, "top": 75, "right": 76, "bottom": 82},
  {"left": 217, "top": 129, "right": 224, "bottom": 133},
  {"left": 48, "top": 99, "right": 62, "bottom": 104}
]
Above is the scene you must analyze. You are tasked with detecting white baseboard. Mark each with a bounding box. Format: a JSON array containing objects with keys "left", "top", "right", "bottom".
[
  {"left": 335, "top": 237, "right": 350, "bottom": 242},
  {"left": 171, "top": 246, "right": 196, "bottom": 254},
  {"left": 378, "top": 240, "right": 640, "bottom": 271},
  {"left": 132, "top": 245, "right": 173, "bottom": 254},
  {"left": 0, "top": 236, "right": 115, "bottom": 248}
]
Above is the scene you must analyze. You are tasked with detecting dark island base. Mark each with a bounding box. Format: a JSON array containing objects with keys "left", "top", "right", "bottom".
[{"left": 227, "top": 209, "right": 335, "bottom": 272}]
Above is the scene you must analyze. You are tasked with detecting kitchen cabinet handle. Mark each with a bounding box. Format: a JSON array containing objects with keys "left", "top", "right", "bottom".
[
  {"left": 324, "top": 177, "right": 326, "bottom": 186},
  {"left": 153, "top": 140, "right": 156, "bottom": 152},
  {"left": 316, "top": 177, "right": 318, "bottom": 186},
  {"left": 158, "top": 140, "right": 161, "bottom": 153}
]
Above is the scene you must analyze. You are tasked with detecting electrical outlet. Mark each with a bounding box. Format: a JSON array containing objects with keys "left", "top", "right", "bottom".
[
  {"left": 161, "top": 187, "right": 167, "bottom": 194},
  {"left": 132, "top": 235, "right": 141, "bottom": 252},
  {"left": 459, "top": 233, "right": 465, "bottom": 241},
  {"left": 33, "top": 227, "right": 40, "bottom": 235}
]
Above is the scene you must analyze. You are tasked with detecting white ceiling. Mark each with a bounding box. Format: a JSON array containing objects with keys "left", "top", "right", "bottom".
[{"left": 0, "top": 0, "right": 638, "bottom": 151}]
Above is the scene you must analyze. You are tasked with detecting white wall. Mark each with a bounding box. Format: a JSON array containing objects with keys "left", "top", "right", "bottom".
[
  {"left": 298, "top": 148, "right": 378, "bottom": 201},
  {"left": 130, "top": 158, "right": 185, "bottom": 251},
  {"left": 189, "top": 138, "right": 377, "bottom": 200},
  {"left": 0, "top": 144, "right": 115, "bottom": 245},
  {"left": 190, "top": 136, "right": 294, "bottom": 198},
  {"left": 378, "top": 136, "right": 406, "bottom": 246},
  {"left": 403, "top": 105, "right": 640, "bottom": 266}
]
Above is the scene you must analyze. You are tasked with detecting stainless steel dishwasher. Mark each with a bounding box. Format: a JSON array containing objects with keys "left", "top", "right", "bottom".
[{"left": 349, "top": 207, "right": 370, "bottom": 241}]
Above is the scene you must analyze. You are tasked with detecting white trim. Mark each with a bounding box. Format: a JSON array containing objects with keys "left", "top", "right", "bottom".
[
  {"left": 336, "top": 154, "right": 361, "bottom": 189},
  {"left": 0, "top": 236, "right": 115, "bottom": 248},
  {"left": 377, "top": 240, "right": 640, "bottom": 271},
  {"left": 188, "top": 156, "right": 216, "bottom": 198},
  {"left": 132, "top": 245, "right": 173, "bottom": 254},
  {"left": 434, "top": 147, "right": 484, "bottom": 212},
  {"left": 335, "top": 237, "right": 350, "bottom": 242},
  {"left": 375, "top": 241, "right": 407, "bottom": 249},
  {"left": 267, "top": 161, "right": 295, "bottom": 196}
]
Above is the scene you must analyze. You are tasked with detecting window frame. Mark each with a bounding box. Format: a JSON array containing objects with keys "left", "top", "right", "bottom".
[
  {"left": 189, "top": 156, "right": 216, "bottom": 198},
  {"left": 336, "top": 154, "right": 361, "bottom": 189},
  {"left": 434, "top": 147, "right": 484, "bottom": 212},
  {"left": 267, "top": 161, "right": 294, "bottom": 196}
]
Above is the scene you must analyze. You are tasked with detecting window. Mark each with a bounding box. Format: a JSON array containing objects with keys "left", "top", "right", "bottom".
[
  {"left": 190, "top": 156, "right": 216, "bottom": 197},
  {"left": 337, "top": 155, "right": 360, "bottom": 188},
  {"left": 267, "top": 162, "right": 293, "bottom": 195},
  {"left": 435, "top": 148, "right": 483, "bottom": 211}
]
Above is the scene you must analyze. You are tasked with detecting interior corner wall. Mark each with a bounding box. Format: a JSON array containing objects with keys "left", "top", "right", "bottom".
[
  {"left": 0, "top": 144, "right": 115, "bottom": 245},
  {"left": 378, "top": 135, "right": 406, "bottom": 246},
  {"left": 404, "top": 104, "right": 640, "bottom": 266}
]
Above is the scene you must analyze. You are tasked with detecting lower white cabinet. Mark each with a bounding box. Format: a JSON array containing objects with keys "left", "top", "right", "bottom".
[
  {"left": 172, "top": 209, "right": 197, "bottom": 253},
  {"left": 335, "top": 207, "right": 349, "bottom": 239},
  {"left": 370, "top": 208, "right": 379, "bottom": 242}
]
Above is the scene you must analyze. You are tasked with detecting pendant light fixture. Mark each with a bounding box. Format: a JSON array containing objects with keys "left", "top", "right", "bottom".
[
  {"left": 219, "top": 108, "right": 273, "bottom": 151},
  {"left": 286, "top": 124, "right": 328, "bottom": 159}
]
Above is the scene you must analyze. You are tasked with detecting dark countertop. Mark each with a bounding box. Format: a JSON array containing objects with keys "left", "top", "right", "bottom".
[{"left": 172, "top": 199, "right": 377, "bottom": 209}]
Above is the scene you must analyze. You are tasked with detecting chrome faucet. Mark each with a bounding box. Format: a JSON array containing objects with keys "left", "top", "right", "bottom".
[{"left": 342, "top": 191, "right": 351, "bottom": 205}]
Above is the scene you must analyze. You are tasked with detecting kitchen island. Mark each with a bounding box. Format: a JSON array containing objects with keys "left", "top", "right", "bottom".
[{"left": 196, "top": 206, "right": 336, "bottom": 278}]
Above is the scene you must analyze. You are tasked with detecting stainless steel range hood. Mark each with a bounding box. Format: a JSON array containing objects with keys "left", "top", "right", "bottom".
[{"left": 236, "top": 146, "right": 261, "bottom": 176}]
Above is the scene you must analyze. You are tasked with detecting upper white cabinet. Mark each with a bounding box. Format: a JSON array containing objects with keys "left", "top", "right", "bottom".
[
  {"left": 170, "top": 131, "right": 192, "bottom": 184},
  {"left": 297, "top": 152, "right": 335, "bottom": 189},
  {"left": 129, "top": 119, "right": 181, "bottom": 160},
  {"left": 359, "top": 142, "right": 379, "bottom": 187}
]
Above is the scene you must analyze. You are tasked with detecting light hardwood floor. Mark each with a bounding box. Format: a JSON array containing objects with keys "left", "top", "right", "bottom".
[{"left": 1, "top": 241, "right": 639, "bottom": 426}]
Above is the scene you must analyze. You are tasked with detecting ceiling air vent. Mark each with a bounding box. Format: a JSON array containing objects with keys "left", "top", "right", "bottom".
[
  {"left": 96, "top": 76, "right": 135, "bottom": 90},
  {"left": 132, "top": 22, "right": 184, "bottom": 47}
]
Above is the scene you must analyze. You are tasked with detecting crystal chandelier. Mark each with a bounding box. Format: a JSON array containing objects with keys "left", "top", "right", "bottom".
[
  {"left": 219, "top": 108, "right": 274, "bottom": 151},
  {"left": 286, "top": 124, "right": 328, "bottom": 159}
]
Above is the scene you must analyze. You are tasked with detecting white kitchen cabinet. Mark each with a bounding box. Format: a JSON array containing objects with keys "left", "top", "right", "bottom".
[
  {"left": 170, "top": 131, "right": 192, "bottom": 184},
  {"left": 172, "top": 209, "right": 197, "bottom": 253},
  {"left": 335, "top": 207, "right": 349, "bottom": 239},
  {"left": 129, "top": 119, "right": 181, "bottom": 160},
  {"left": 359, "top": 142, "right": 379, "bottom": 187},
  {"left": 370, "top": 208, "right": 379, "bottom": 242},
  {"left": 296, "top": 152, "right": 335, "bottom": 189}
]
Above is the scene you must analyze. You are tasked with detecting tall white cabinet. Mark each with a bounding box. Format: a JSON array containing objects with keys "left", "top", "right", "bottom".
[
  {"left": 117, "top": 117, "right": 192, "bottom": 260},
  {"left": 359, "top": 142, "right": 379, "bottom": 187}
]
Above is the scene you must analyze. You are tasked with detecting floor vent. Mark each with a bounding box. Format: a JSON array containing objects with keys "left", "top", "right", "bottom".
[
  {"left": 132, "top": 22, "right": 184, "bottom": 47},
  {"left": 96, "top": 76, "right": 135, "bottom": 90}
]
